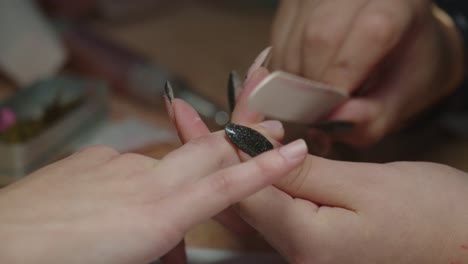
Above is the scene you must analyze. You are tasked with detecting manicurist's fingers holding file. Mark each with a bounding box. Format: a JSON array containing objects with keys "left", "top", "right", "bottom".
[{"left": 271, "top": 0, "right": 466, "bottom": 146}]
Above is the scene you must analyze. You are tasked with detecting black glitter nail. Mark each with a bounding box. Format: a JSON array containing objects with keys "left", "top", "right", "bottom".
[
  {"left": 224, "top": 123, "right": 273, "bottom": 157},
  {"left": 227, "top": 71, "right": 242, "bottom": 113},
  {"left": 164, "top": 81, "right": 174, "bottom": 104}
]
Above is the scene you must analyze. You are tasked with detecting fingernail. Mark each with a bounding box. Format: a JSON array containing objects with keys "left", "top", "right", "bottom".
[
  {"left": 225, "top": 123, "right": 273, "bottom": 157},
  {"left": 262, "top": 48, "right": 272, "bottom": 68},
  {"left": 279, "top": 139, "right": 308, "bottom": 162},
  {"left": 164, "top": 81, "right": 174, "bottom": 104},
  {"left": 164, "top": 81, "right": 175, "bottom": 122},
  {"left": 315, "top": 121, "right": 355, "bottom": 136},
  {"left": 246, "top": 46, "right": 271, "bottom": 80},
  {"left": 258, "top": 120, "right": 283, "bottom": 133},
  {"left": 227, "top": 70, "right": 243, "bottom": 113}
]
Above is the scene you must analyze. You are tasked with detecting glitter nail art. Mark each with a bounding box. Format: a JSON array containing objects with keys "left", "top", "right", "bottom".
[{"left": 225, "top": 123, "right": 273, "bottom": 157}]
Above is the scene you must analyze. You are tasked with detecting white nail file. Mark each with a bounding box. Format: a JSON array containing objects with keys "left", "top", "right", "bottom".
[{"left": 248, "top": 71, "right": 349, "bottom": 124}]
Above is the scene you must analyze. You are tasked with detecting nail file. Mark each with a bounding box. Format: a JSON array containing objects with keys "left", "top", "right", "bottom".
[{"left": 248, "top": 71, "right": 349, "bottom": 124}]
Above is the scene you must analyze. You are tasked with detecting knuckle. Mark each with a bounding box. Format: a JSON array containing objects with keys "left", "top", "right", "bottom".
[
  {"left": 211, "top": 172, "right": 235, "bottom": 202},
  {"left": 114, "top": 152, "right": 146, "bottom": 162},
  {"left": 303, "top": 25, "right": 337, "bottom": 51},
  {"left": 184, "top": 134, "right": 233, "bottom": 167},
  {"left": 110, "top": 153, "right": 154, "bottom": 171},
  {"left": 78, "top": 144, "right": 119, "bottom": 156},
  {"left": 185, "top": 134, "right": 224, "bottom": 151},
  {"left": 328, "top": 58, "right": 352, "bottom": 79},
  {"left": 360, "top": 12, "right": 399, "bottom": 45}
]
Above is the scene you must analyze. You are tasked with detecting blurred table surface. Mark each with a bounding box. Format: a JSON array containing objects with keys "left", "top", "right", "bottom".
[{"left": 2, "top": 1, "right": 468, "bottom": 253}]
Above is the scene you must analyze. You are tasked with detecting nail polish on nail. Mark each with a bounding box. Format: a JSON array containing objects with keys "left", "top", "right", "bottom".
[
  {"left": 164, "top": 81, "right": 175, "bottom": 122},
  {"left": 246, "top": 46, "right": 272, "bottom": 80},
  {"left": 164, "top": 81, "right": 174, "bottom": 104},
  {"left": 258, "top": 120, "right": 283, "bottom": 131},
  {"left": 227, "top": 70, "right": 243, "bottom": 113},
  {"left": 225, "top": 123, "right": 274, "bottom": 157},
  {"left": 279, "top": 139, "right": 308, "bottom": 162},
  {"left": 315, "top": 121, "right": 355, "bottom": 136}
]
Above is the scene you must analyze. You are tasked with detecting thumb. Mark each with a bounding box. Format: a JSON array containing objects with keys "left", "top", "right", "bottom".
[{"left": 273, "top": 153, "right": 382, "bottom": 210}]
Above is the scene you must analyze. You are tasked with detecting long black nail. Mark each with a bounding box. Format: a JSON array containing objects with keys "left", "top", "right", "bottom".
[
  {"left": 164, "top": 81, "right": 174, "bottom": 104},
  {"left": 227, "top": 71, "right": 242, "bottom": 113},
  {"left": 225, "top": 123, "right": 273, "bottom": 157},
  {"left": 314, "top": 121, "right": 355, "bottom": 136}
]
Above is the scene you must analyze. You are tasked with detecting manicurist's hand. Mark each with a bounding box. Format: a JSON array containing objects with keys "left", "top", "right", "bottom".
[{"left": 271, "top": 0, "right": 465, "bottom": 146}]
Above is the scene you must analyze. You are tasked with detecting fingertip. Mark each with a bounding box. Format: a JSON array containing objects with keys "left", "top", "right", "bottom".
[
  {"left": 278, "top": 139, "right": 308, "bottom": 164},
  {"left": 257, "top": 120, "right": 285, "bottom": 142},
  {"left": 327, "top": 98, "right": 379, "bottom": 125}
]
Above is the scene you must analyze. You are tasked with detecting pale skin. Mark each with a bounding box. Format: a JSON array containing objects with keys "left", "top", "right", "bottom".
[
  {"left": 270, "top": 0, "right": 465, "bottom": 146},
  {"left": 0, "top": 131, "right": 307, "bottom": 263},
  {"left": 171, "top": 67, "right": 468, "bottom": 264}
]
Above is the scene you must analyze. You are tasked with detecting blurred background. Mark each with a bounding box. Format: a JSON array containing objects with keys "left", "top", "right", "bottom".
[{"left": 0, "top": 0, "right": 278, "bottom": 183}]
